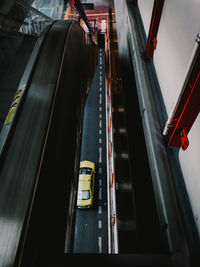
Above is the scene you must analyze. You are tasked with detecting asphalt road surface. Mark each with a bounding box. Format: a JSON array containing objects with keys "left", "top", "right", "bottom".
[{"left": 73, "top": 48, "right": 108, "bottom": 253}]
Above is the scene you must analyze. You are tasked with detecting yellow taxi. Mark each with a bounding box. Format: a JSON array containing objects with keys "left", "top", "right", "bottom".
[{"left": 77, "top": 160, "right": 95, "bottom": 208}]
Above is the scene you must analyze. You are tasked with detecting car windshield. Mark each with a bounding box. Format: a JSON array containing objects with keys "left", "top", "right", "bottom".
[
  {"left": 79, "top": 167, "right": 92, "bottom": 175},
  {"left": 78, "top": 190, "right": 90, "bottom": 200}
]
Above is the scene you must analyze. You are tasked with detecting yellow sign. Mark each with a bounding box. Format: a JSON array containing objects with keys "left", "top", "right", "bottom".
[{"left": 4, "top": 86, "right": 24, "bottom": 125}]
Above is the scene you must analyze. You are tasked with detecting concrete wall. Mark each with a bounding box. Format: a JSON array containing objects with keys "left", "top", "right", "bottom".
[{"left": 138, "top": 0, "right": 200, "bottom": 235}]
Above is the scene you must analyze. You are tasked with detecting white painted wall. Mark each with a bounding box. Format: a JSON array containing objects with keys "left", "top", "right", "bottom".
[
  {"left": 137, "top": 0, "right": 154, "bottom": 37},
  {"left": 138, "top": 0, "right": 200, "bottom": 234}
]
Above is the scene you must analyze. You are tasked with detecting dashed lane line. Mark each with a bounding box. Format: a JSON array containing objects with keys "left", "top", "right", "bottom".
[
  {"left": 98, "top": 220, "right": 102, "bottom": 229},
  {"left": 99, "top": 179, "right": 102, "bottom": 186},
  {"left": 99, "top": 93, "right": 102, "bottom": 104},
  {"left": 99, "top": 147, "right": 102, "bottom": 163},
  {"left": 98, "top": 236, "right": 102, "bottom": 253},
  {"left": 98, "top": 206, "right": 102, "bottom": 214},
  {"left": 99, "top": 187, "right": 102, "bottom": 200},
  {"left": 99, "top": 120, "right": 102, "bottom": 128}
]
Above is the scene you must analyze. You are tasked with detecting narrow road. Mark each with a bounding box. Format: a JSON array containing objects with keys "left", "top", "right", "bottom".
[{"left": 73, "top": 48, "right": 108, "bottom": 253}]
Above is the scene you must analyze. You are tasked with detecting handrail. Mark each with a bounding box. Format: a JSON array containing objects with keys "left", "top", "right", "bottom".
[{"left": 0, "top": 22, "right": 52, "bottom": 157}]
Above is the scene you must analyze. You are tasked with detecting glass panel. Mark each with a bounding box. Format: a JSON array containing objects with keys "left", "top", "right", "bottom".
[
  {"left": 78, "top": 190, "right": 90, "bottom": 200},
  {"left": 79, "top": 167, "right": 92, "bottom": 175}
]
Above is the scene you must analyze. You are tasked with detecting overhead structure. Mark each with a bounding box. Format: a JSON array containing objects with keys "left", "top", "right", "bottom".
[{"left": 73, "top": 0, "right": 94, "bottom": 39}]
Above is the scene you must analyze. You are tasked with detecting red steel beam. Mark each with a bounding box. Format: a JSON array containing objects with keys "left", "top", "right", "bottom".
[
  {"left": 168, "top": 71, "right": 200, "bottom": 150},
  {"left": 145, "top": 0, "right": 165, "bottom": 58},
  {"left": 164, "top": 34, "right": 200, "bottom": 150}
]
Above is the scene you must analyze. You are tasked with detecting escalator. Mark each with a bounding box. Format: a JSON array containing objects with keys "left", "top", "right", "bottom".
[{"left": 0, "top": 20, "right": 97, "bottom": 267}]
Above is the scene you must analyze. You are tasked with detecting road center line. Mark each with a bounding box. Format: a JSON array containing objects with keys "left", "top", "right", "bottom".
[
  {"left": 98, "top": 236, "right": 102, "bottom": 253},
  {"left": 99, "top": 93, "right": 102, "bottom": 104},
  {"left": 99, "top": 120, "right": 102, "bottom": 128},
  {"left": 99, "top": 147, "right": 102, "bottom": 163},
  {"left": 98, "top": 220, "right": 102, "bottom": 228},
  {"left": 99, "top": 187, "right": 102, "bottom": 200},
  {"left": 98, "top": 206, "right": 102, "bottom": 214}
]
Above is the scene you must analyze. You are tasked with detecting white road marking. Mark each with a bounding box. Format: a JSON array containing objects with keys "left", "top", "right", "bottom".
[
  {"left": 98, "top": 220, "right": 102, "bottom": 228},
  {"left": 99, "top": 93, "right": 102, "bottom": 104},
  {"left": 99, "top": 113, "right": 102, "bottom": 119},
  {"left": 99, "top": 147, "right": 102, "bottom": 163},
  {"left": 99, "top": 138, "right": 102, "bottom": 144},
  {"left": 99, "top": 107, "right": 102, "bottom": 111},
  {"left": 98, "top": 236, "right": 102, "bottom": 253},
  {"left": 99, "top": 129, "right": 102, "bottom": 135},
  {"left": 99, "top": 187, "right": 102, "bottom": 200},
  {"left": 99, "top": 87, "right": 102, "bottom": 91},
  {"left": 100, "top": 71, "right": 102, "bottom": 75},
  {"left": 99, "top": 167, "right": 102, "bottom": 174},
  {"left": 100, "top": 76, "right": 102, "bottom": 82},
  {"left": 99, "top": 120, "right": 102, "bottom": 128},
  {"left": 98, "top": 206, "right": 102, "bottom": 214},
  {"left": 99, "top": 179, "right": 102, "bottom": 186}
]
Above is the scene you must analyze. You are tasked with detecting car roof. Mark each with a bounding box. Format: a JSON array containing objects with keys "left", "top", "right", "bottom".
[{"left": 78, "top": 179, "right": 91, "bottom": 190}]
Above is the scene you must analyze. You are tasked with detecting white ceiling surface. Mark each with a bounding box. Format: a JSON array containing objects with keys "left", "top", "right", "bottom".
[{"left": 138, "top": 0, "right": 200, "bottom": 236}]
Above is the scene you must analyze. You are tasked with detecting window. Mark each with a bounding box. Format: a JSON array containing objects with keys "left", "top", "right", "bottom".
[
  {"left": 78, "top": 190, "right": 90, "bottom": 200},
  {"left": 79, "top": 167, "right": 92, "bottom": 175}
]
